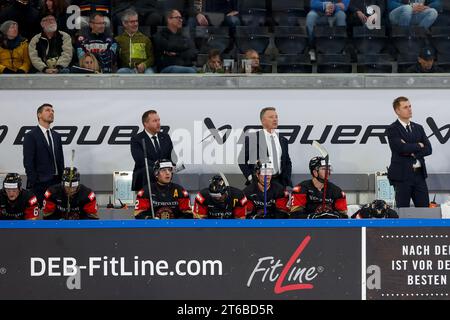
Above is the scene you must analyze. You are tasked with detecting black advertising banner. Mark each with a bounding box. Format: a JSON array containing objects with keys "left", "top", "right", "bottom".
[
  {"left": 0, "top": 228, "right": 361, "bottom": 300},
  {"left": 366, "top": 228, "right": 450, "bottom": 300}
]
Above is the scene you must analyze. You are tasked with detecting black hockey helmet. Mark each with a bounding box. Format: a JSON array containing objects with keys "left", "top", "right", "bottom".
[
  {"left": 209, "top": 175, "right": 227, "bottom": 196},
  {"left": 153, "top": 159, "right": 174, "bottom": 177},
  {"left": 254, "top": 160, "right": 274, "bottom": 176},
  {"left": 370, "top": 199, "right": 388, "bottom": 218},
  {"left": 3, "top": 173, "right": 22, "bottom": 189},
  {"left": 309, "top": 156, "right": 330, "bottom": 174},
  {"left": 62, "top": 167, "right": 80, "bottom": 187}
]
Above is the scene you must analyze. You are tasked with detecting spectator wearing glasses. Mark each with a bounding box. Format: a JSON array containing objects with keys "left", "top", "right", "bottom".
[
  {"left": 115, "top": 9, "right": 154, "bottom": 74},
  {"left": 76, "top": 12, "right": 117, "bottom": 73},
  {"left": 153, "top": 9, "right": 197, "bottom": 73}
]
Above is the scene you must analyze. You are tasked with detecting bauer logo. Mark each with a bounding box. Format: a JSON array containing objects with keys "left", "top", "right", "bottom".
[{"left": 246, "top": 236, "right": 324, "bottom": 294}]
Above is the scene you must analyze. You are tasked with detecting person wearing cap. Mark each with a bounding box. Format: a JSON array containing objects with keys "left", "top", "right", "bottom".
[
  {"left": 193, "top": 175, "right": 247, "bottom": 219},
  {"left": 28, "top": 14, "right": 73, "bottom": 74},
  {"left": 406, "top": 46, "right": 443, "bottom": 73},
  {"left": 0, "top": 20, "right": 31, "bottom": 74},
  {"left": 243, "top": 160, "right": 290, "bottom": 219},
  {"left": 134, "top": 159, "right": 192, "bottom": 219},
  {"left": 0, "top": 173, "right": 39, "bottom": 220},
  {"left": 291, "top": 156, "right": 348, "bottom": 219},
  {"left": 388, "top": 0, "right": 438, "bottom": 30},
  {"left": 42, "top": 167, "right": 99, "bottom": 220}
]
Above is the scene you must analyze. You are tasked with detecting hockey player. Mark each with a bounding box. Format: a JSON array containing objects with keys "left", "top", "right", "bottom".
[
  {"left": 43, "top": 167, "right": 99, "bottom": 220},
  {"left": 352, "top": 199, "right": 398, "bottom": 219},
  {"left": 194, "top": 175, "right": 247, "bottom": 219},
  {"left": 0, "top": 173, "right": 39, "bottom": 220},
  {"left": 243, "top": 160, "right": 289, "bottom": 219},
  {"left": 291, "top": 156, "right": 348, "bottom": 219},
  {"left": 134, "top": 159, "right": 192, "bottom": 219}
]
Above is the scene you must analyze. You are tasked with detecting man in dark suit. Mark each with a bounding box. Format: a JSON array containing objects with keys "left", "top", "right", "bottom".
[
  {"left": 239, "top": 107, "right": 292, "bottom": 188},
  {"left": 387, "top": 96, "right": 432, "bottom": 208},
  {"left": 23, "top": 103, "right": 65, "bottom": 206},
  {"left": 131, "top": 110, "right": 174, "bottom": 191}
]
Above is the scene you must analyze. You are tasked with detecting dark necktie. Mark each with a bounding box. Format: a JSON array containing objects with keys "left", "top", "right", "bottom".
[
  {"left": 152, "top": 136, "right": 161, "bottom": 157},
  {"left": 46, "top": 129, "right": 57, "bottom": 175},
  {"left": 406, "top": 124, "right": 412, "bottom": 135},
  {"left": 270, "top": 135, "right": 280, "bottom": 174}
]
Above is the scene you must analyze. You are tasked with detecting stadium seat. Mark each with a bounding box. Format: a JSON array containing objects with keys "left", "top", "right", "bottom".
[
  {"left": 276, "top": 54, "right": 312, "bottom": 73},
  {"left": 356, "top": 54, "right": 393, "bottom": 73},
  {"left": 430, "top": 27, "right": 450, "bottom": 55},
  {"left": 272, "top": 0, "right": 306, "bottom": 27},
  {"left": 195, "top": 26, "right": 231, "bottom": 54},
  {"left": 352, "top": 26, "right": 387, "bottom": 54},
  {"left": 235, "top": 26, "right": 270, "bottom": 54},
  {"left": 397, "top": 53, "right": 419, "bottom": 73},
  {"left": 390, "top": 26, "right": 427, "bottom": 56},
  {"left": 274, "top": 26, "right": 308, "bottom": 54},
  {"left": 317, "top": 53, "right": 352, "bottom": 73},
  {"left": 314, "top": 26, "right": 348, "bottom": 54},
  {"left": 239, "top": 0, "right": 267, "bottom": 26},
  {"left": 437, "top": 54, "right": 450, "bottom": 72}
]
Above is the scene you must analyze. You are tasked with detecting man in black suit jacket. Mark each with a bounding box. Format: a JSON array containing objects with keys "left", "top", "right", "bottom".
[
  {"left": 23, "top": 103, "right": 65, "bottom": 206},
  {"left": 239, "top": 107, "right": 292, "bottom": 187},
  {"left": 387, "top": 96, "right": 432, "bottom": 208},
  {"left": 131, "top": 110, "right": 174, "bottom": 191}
]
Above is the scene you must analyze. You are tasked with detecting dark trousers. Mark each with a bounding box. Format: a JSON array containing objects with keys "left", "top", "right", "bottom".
[
  {"left": 32, "top": 177, "right": 61, "bottom": 208},
  {"left": 393, "top": 170, "right": 430, "bottom": 208}
]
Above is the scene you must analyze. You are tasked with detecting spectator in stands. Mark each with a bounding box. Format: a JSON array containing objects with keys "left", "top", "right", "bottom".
[
  {"left": 202, "top": 48, "right": 223, "bottom": 73},
  {"left": 29, "top": 15, "right": 73, "bottom": 74},
  {"left": 153, "top": 9, "right": 197, "bottom": 73},
  {"left": 112, "top": 0, "right": 162, "bottom": 35},
  {"left": 77, "top": 52, "right": 101, "bottom": 73},
  {"left": 406, "top": 46, "right": 443, "bottom": 73},
  {"left": 41, "top": 0, "right": 71, "bottom": 34},
  {"left": 388, "top": 0, "right": 438, "bottom": 29},
  {"left": 115, "top": 9, "right": 154, "bottom": 74},
  {"left": 71, "top": 0, "right": 112, "bottom": 35},
  {"left": 347, "top": 0, "right": 384, "bottom": 28},
  {"left": 243, "top": 49, "right": 260, "bottom": 74},
  {"left": 306, "top": 0, "right": 349, "bottom": 42},
  {"left": 0, "top": 0, "right": 40, "bottom": 40},
  {"left": 76, "top": 12, "right": 117, "bottom": 73},
  {"left": 0, "top": 20, "right": 31, "bottom": 74},
  {"left": 187, "top": 0, "right": 241, "bottom": 31}
]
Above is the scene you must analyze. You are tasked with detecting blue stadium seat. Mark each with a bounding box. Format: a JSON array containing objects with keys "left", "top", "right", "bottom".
[
  {"left": 317, "top": 53, "right": 352, "bottom": 73},
  {"left": 353, "top": 26, "right": 387, "bottom": 54},
  {"left": 276, "top": 54, "right": 312, "bottom": 73},
  {"left": 314, "top": 26, "right": 348, "bottom": 54},
  {"left": 274, "top": 26, "right": 308, "bottom": 54}
]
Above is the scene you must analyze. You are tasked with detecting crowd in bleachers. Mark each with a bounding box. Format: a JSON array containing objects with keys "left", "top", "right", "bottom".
[{"left": 1, "top": 0, "right": 450, "bottom": 74}]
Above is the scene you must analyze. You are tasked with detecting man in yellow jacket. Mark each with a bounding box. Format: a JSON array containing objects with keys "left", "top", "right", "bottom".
[
  {"left": 115, "top": 9, "right": 154, "bottom": 74},
  {"left": 0, "top": 20, "right": 31, "bottom": 74}
]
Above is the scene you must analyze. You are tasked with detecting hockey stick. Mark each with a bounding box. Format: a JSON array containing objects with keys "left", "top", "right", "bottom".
[
  {"left": 142, "top": 139, "right": 155, "bottom": 219},
  {"left": 66, "top": 149, "right": 75, "bottom": 218},
  {"left": 312, "top": 141, "right": 329, "bottom": 213},
  {"left": 263, "top": 173, "right": 268, "bottom": 218}
]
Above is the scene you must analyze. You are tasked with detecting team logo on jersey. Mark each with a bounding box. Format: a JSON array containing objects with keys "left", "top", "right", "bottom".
[
  {"left": 196, "top": 193, "right": 205, "bottom": 204},
  {"left": 29, "top": 196, "right": 38, "bottom": 205},
  {"left": 173, "top": 189, "right": 178, "bottom": 198},
  {"left": 44, "top": 191, "right": 51, "bottom": 198},
  {"left": 88, "top": 192, "right": 96, "bottom": 201},
  {"left": 240, "top": 196, "right": 248, "bottom": 206}
]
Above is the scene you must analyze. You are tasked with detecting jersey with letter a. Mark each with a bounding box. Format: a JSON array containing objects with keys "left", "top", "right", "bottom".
[
  {"left": 135, "top": 182, "right": 192, "bottom": 219},
  {"left": 194, "top": 186, "right": 247, "bottom": 219},
  {"left": 243, "top": 181, "right": 289, "bottom": 219},
  {"left": 0, "top": 189, "right": 39, "bottom": 220},
  {"left": 43, "top": 184, "right": 98, "bottom": 220}
]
